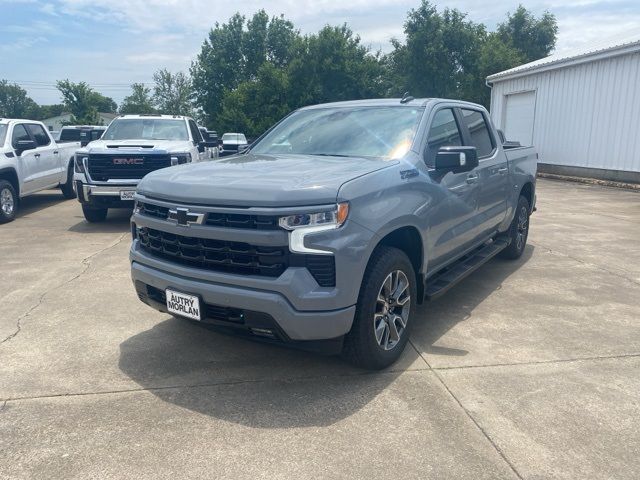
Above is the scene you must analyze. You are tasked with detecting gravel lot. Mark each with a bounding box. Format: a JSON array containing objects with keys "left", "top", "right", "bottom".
[{"left": 1, "top": 178, "right": 639, "bottom": 480}]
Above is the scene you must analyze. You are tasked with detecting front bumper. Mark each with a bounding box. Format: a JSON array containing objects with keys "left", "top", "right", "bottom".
[
  {"left": 75, "top": 179, "right": 137, "bottom": 208},
  {"left": 131, "top": 259, "right": 355, "bottom": 341}
]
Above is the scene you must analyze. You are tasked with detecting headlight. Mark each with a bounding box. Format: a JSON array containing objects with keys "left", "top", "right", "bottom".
[
  {"left": 171, "top": 153, "right": 191, "bottom": 165},
  {"left": 279, "top": 203, "right": 349, "bottom": 230},
  {"left": 74, "top": 154, "right": 87, "bottom": 173}
]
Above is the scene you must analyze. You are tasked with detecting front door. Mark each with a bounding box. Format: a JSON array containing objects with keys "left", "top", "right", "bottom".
[
  {"left": 425, "top": 107, "right": 481, "bottom": 269},
  {"left": 25, "top": 123, "right": 61, "bottom": 188}
]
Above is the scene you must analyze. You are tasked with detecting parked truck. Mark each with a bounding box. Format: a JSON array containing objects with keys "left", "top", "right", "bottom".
[
  {"left": 129, "top": 98, "right": 537, "bottom": 369},
  {"left": 74, "top": 114, "right": 210, "bottom": 223},
  {"left": 0, "top": 119, "right": 78, "bottom": 223}
]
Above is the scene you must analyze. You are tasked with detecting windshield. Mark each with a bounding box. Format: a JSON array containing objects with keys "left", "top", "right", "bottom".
[
  {"left": 102, "top": 119, "right": 188, "bottom": 141},
  {"left": 0, "top": 125, "right": 7, "bottom": 146},
  {"left": 222, "top": 133, "right": 246, "bottom": 142},
  {"left": 252, "top": 106, "right": 424, "bottom": 159},
  {"left": 59, "top": 128, "right": 82, "bottom": 142}
]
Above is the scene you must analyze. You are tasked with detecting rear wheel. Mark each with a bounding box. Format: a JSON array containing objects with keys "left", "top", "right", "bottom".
[
  {"left": 343, "top": 246, "right": 416, "bottom": 370},
  {"left": 499, "top": 195, "right": 530, "bottom": 260},
  {"left": 0, "top": 180, "right": 18, "bottom": 224},
  {"left": 82, "top": 205, "right": 108, "bottom": 223},
  {"left": 60, "top": 163, "right": 76, "bottom": 199}
]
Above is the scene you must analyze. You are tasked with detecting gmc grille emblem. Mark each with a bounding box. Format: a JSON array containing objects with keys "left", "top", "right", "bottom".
[
  {"left": 168, "top": 208, "right": 205, "bottom": 226},
  {"left": 113, "top": 158, "right": 144, "bottom": 165}
]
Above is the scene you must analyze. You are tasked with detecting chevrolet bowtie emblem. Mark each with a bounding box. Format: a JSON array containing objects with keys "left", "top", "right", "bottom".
[{"left": 168, "top": 207, "right": 205, "bottom": 226}]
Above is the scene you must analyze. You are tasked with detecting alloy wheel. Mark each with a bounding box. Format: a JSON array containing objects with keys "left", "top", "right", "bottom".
[{"left": 374, "top": 270, "right": 411, "bottom": 350}]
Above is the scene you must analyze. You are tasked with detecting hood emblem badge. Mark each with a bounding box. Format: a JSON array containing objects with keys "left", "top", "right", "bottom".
[{"left": 168, "top": 207, "right": 205, "bottom": 227}]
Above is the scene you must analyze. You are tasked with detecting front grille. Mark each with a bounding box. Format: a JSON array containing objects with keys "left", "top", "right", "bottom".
[
  {"left": 136, "top": 226, "right": 336, "bottom": 286},
  {"left": 138, "top": 227, "right": 288, "bottom": 277},
  {"left": 137, "top": 202, "right": 279, "bottom": 230},
  {"left": 88, "top": 154, "right": 171, "bottom": 181}
]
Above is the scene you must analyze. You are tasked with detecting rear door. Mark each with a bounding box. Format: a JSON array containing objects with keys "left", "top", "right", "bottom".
[
  {"left": 425, "top": 107, "right": 481, "bottom": 268},
  {"left": 458, "top": 108, "right": 508, "bottom": 238},
  {"left": 25, "top": 123, "right": 61, "bottom": 188}
]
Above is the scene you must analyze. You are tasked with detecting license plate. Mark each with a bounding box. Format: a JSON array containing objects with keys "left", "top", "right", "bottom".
[
  {"left": 165, "top": 289, "right": 201, "bottom": 321},
  {"left": 120, "top": 190, "right": 135, "bottom": 200}
]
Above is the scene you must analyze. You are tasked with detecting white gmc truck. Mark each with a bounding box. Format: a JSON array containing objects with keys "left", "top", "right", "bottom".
[
  {"left": 0, "top": 118, "right": 78, "bottom": 223},
  {"left": 73, "top": 114, "right": 210, "bottom": 223}
]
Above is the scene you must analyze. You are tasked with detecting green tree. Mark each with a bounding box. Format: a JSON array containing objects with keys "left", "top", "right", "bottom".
[
  {"left": 0, "top": 80, "right": 40, "bottom": 119},
  {"left": 497, "top": 5, "right": 558, "bottom": 62},
  {"left": 152, "top": 69, "right": 193, "bottom": 116},
  {"left": 476, "top": 34, "right": 524, "bottom": 107},
  {"left": 191, "top": 11, "right": 298, "bottom": 128},
  {"left": 37, "top": 104, "right": 66, "bottom": 120},
  {"left": 120, "top": 83, "right": 156, "bottom": 114},
  {"left": 386, "top": 2, "right": 486, "bottom": 99},
  {"left": 56, "top": 80, "right": 117, "bottom": 124}
]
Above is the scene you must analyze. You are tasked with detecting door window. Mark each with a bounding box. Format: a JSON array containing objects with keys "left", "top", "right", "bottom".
[
  {"left": 188, "top": 120, "right": 202, "bottom": 143},
  {"left": 11, "top": 124, "right": 30, "bottom": 148},
  {"left": 425, "top": 109, "right": 462, "bottom": 167},
  {"left": 26, "top": 124, "right": 51, "bottom": 146},
  {"left": 460, "top": 109, "right": 495, "bottom": 158}
]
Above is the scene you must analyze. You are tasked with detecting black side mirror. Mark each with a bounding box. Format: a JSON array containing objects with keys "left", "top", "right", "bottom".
[
  {"left": 434, "top": 146, "right": 478, "bottom": 173},
  {"left": 15, "top": 139, "right": 37, "bottom": 155}
]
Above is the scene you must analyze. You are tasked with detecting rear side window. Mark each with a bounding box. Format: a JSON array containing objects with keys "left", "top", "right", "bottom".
[
  {"left": 11, "top": 124, "right": 30, "bottom": 148},
  {"left": 426, "top": 108, "right": 462, "bottom": 167},
  {"left": 460, "top": 109, "right": 494, "bottom": 158},
  {"left": 26, "top": 124, "right": 50, "bottom": 146}
]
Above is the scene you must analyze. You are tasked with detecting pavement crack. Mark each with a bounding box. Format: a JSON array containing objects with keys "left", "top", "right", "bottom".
[
  {"left": 432, "top": 351, "right": 640, "bottom": 371},
  {"left": 409, "top": 340, "right": 525, "bottom": 480},
  {"left": 530, "top": 240, "right": 640, "bottom": 287},
  {"left": 0, "top": 233, "right": 128, "bottom": 347}
]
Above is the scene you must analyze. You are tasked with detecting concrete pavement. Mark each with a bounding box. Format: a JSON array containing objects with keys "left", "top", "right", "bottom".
[{"left": 1, "top": 179, "right": 639, "bottom": 479}]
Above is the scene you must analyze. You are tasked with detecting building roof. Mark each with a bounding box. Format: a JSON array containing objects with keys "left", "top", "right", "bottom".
[{"left": 487, "top": 29, "right": 640, "bottom": 83}]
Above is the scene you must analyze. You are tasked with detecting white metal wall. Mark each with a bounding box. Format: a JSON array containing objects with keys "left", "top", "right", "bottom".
[{"left": 490, "top": 51, "right": 640, "bottom": 173}]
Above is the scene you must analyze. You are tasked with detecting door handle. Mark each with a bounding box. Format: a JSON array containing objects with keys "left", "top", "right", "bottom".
[
  {"left": 466, "top": 174, "right": 479, "bottom": 184},
  {"left": 34, "top": 153, "right": 40, "bottom": 158},
  {"left": 53, "top": 150, "right": 59, "bottom": 154},
  {"left": 498, "top": 167, "right": 508, "bottom": 175}
]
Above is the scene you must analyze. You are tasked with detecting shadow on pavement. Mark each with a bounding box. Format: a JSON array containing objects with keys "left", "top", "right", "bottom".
[
  {"left": 68, "top": 209, "right": 132, "bottom": 233},
  {"left": 412, "top": 245, "right": 535, "bottom": 356},
  {"left": 15, "top": 191, "right": 70, "bottom": 218},
  {"left": 119, "top": 245, "right": 533, "bottom": 428}
]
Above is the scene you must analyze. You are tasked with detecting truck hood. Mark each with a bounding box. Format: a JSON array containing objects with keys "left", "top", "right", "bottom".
[
  {"left": 77, "top": 139, "right": 193, "bottom": 154},
  {"left": 138, "top": 153, "right": 397, "bottom": 207}
]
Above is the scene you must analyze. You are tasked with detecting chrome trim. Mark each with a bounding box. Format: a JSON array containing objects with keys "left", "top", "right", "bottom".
[
  {"left": 288, "top": 224, "right": 337, "bottom": 255},
  {"left": 82, "top": 184, "right": 137, "bottom": 198}
]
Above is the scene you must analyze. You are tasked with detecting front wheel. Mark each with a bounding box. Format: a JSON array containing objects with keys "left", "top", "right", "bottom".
[
  {"left": 0, "top": 180, "right": 18, "bottom": 224},
  {"left": 499, "top": 195, "right": 530, "bottom": 260},
  {"left": 82, "top": 205, "right": 108, "bottom": 223},
  {"left": 343, "top": 246, "right": 417, "bottom": 370}
]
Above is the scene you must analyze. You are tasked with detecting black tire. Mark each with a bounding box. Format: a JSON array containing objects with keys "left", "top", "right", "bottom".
[
  {"left": 60, "top": 162, "right": 76, "bottom": 199},
  {"left": 0, "top": 180, "right": 18, "bottom": 224},
  {"left": 82, "top": 205, "right": 108, "bottom": 223},
  {"left": 499, "top": 195, "right": 530, "bottom": 260},
  {"left": 342, "top": 246, "right": 417, "bottom": 370}
]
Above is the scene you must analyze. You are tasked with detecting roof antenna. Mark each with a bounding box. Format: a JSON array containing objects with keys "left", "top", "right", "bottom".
[{"left": 400, "top": 92, "right": 414, "bottom": 104}]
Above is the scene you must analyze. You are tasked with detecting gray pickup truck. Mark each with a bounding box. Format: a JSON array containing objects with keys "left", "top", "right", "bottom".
[{"left": 130, "top": 98, "right": 537, "bottom": 369}]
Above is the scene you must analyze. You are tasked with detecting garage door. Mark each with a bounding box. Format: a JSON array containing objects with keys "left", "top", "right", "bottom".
[{"left": 503, "top": 91, "right": 536, "bottom": 146}]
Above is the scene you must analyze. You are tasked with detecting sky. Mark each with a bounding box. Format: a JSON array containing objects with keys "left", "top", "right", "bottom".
[{"left": 1, "top": 0, "right": 640, "bottom": 106}]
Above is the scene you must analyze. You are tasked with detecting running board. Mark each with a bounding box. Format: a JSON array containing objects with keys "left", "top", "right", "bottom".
[{"left": 424, "top": 238, "right": 510, "bottom": 300}]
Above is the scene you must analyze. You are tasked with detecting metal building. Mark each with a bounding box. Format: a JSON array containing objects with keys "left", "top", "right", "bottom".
[{"left": 487, "top": 31, "right": 640, "bottom": 183}]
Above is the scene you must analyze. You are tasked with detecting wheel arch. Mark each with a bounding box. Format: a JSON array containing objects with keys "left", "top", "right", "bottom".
[
  {"left": 520, "top": 181, "right": 534, "bottom": 212},
  {"left": 371, "top": 225, "right": 425, "bottom": 304},
  {"left": 0, "top": 167, "right": 20, "bottom": 197}
]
